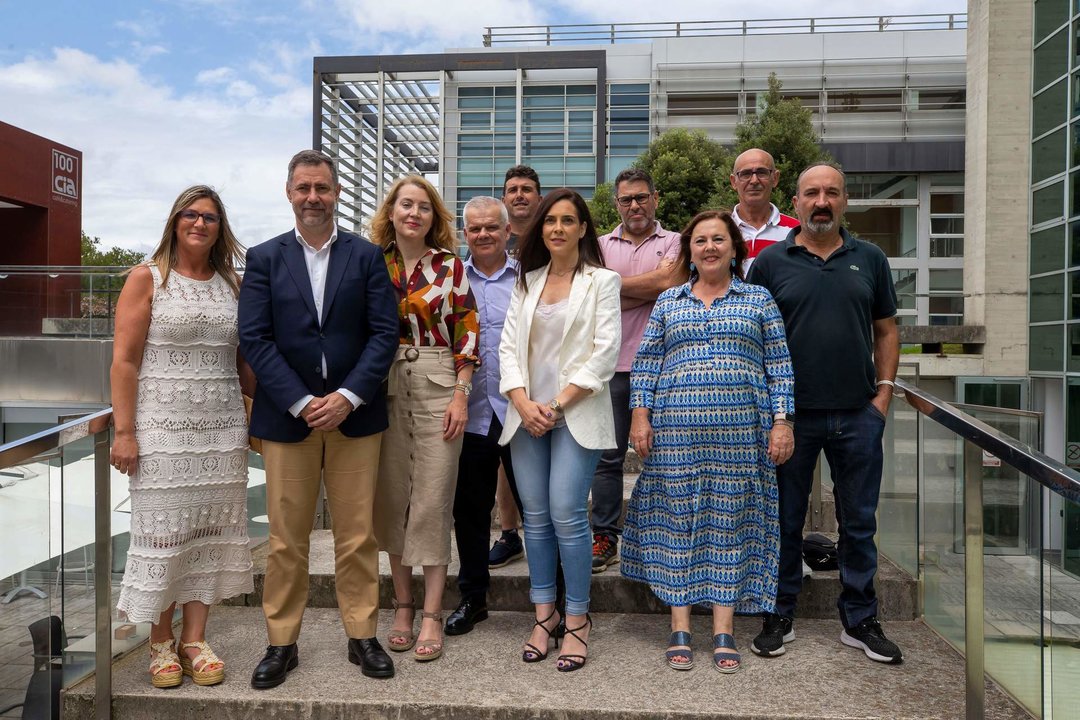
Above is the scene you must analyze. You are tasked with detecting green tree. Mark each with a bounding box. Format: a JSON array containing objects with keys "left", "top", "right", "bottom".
[
  {"left": 80, "top": 232, "right": 144, "bottom": 319},
  {"left": 81, "top": 232, "right": 145, "bottom": 267},
  {"left": 634, "top": 128, "right": 731, "bottom": 233},
  {"left": 710, "top": 73, "right": 830, "bottom": 214},
  {"left": 586, "top": 181, "right": 620, "bottom": 235}
]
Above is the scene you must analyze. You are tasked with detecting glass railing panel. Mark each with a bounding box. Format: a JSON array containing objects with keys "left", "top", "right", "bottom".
[
  {"left": 877, "top": 363, "right": 920, "bottom": 576},
  {"left": 0, "top": 267, "right": 127, "bottom": 339},
  {"left": 1046, "top": 500, "right": 1080, "bottom": 720}
]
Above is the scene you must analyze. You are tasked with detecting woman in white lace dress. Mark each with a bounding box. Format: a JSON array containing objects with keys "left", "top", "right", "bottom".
[{"left": 110, "top": 185, "right": 254, "bottom": 688}]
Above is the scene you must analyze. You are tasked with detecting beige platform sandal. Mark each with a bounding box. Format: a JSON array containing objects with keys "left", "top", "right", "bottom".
[
  {"left": 178, "top": 640, "right": 225, "bottom": 686},
  {"left": 149, "top": 640, "right": 183, "bottom": 689},
  {"left": 387, "top": 598, "right": 417, "bottom": 652},
  {"left": 414, "top": 611, "right": 444, "bottom": 662}
]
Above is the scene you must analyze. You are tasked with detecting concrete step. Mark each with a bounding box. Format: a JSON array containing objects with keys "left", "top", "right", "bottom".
[
  {"left": 64, "top": 605, "right": 1030, "bottom": 720},
  {"left": 225, "top": 529, "right": 918, "bottom": 621}
]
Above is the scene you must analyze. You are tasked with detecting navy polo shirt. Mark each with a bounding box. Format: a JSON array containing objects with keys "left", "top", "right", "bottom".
[{"left": 746, "top": 227, "right": 897, "bottom": 411}]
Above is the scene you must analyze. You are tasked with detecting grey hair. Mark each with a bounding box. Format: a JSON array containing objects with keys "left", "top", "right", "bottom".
[
  {"left": 287, "top": 149, "right": 338, "bottom": 187},
  {"left": 462, "top": 195, "right": 509, "bottom": 226}
]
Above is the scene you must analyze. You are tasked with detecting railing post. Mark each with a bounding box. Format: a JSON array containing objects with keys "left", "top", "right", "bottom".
[
  {"left": 962, "top": 440, "right": 985, "bottom": 720},
  {"left": 610, "top": 24, "right": 615, "bottom": 44},
  {"left": 94, "top": 427, "right": 112, "bottom": 719},
  {"left": 810, "top": 18, "right": 815, "bottom": 33}
]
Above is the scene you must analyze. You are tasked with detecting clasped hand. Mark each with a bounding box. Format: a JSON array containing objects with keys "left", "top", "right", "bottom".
[
  {"left": 517, "top": 398, "right": 556, "bottom": 438},
  {"left": 301, "top": 392, "right": 353, "bottom": 430}
]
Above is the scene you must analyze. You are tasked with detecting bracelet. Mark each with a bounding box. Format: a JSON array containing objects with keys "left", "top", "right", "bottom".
[
  {"left": 876, "top": 379, "right": 896, "bottom": 388},
  {"left": 454, "top": 382, "right": 472, "bottom": 397},
  {"left": 773, "top": 418, "right": 794, "bottom": 428}
]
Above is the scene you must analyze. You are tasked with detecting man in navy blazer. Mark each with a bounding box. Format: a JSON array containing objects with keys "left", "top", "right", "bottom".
[{"left": 239, "top": 150, "right": 398, "bottom": 687}]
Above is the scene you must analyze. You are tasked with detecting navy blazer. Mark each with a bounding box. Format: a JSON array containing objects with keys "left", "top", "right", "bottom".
[{"left": 238, "top": 228, "right": 398, "bottom": 443}]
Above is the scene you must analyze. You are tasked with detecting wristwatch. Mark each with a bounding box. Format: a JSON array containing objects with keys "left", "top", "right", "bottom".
[
  {"left": 548, "top": 398, "right": 564, "bottom": 414},
  {"left": 774, "top": 412, "right": 793, "bottom": 422},
  {"left": 454, "top": 381, "right": 472, "bottom": 397}
]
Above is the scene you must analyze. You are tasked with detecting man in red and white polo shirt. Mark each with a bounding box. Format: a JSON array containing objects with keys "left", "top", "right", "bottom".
[{"left": 730, "top": 148, "right": 799, "bottom": 272}]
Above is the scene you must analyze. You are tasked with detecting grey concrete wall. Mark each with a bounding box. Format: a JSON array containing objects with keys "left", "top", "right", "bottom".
[
  {"left": 0, "top": 337, "right": 112, "bottom": 404},
  {"left": 963, "top": 0, "right": 1032, "bottom": 376}
]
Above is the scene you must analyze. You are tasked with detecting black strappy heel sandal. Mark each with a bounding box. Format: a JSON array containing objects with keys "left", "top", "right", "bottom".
[
  {"left": 522, "top": 608, "right": 561, "bottom": 663},
  {"left": 556, "top": 614, "right": 591, "bottom": 672}
]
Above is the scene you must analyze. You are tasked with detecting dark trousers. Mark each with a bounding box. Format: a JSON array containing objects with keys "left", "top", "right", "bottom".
[
  {"left": 774, "top": 404, "right": 886, "bottom": 630},
  {"left": 453, "top": 418, "right": 520, "bottom": 603},
  {"left": 590, "top": 371, "right": 631, "bottom": 539}
]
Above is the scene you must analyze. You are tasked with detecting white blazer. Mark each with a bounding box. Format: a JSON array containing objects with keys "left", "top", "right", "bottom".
[{"left": 498, "top": 263, "right": 622, "bottom": 450}]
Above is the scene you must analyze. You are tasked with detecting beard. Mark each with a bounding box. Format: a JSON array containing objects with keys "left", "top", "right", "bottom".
[{"left": 804, "top": 213, "right": 836, "bottom": 234}]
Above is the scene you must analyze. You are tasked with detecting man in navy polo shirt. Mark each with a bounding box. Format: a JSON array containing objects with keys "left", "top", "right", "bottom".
[{"left": 746, "top": 162, "right": 902, "bottom": 665}]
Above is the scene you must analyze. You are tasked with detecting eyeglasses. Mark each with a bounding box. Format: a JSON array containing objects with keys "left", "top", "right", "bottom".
[
  {"left": 615, "top": 192, "right": 653, "bottom": 207},
  {"left": 179, "top": 209, "right": 221, "bottom": 225},
  {"left": 733, "top": 167, "right": 775, "bottom": 182}
]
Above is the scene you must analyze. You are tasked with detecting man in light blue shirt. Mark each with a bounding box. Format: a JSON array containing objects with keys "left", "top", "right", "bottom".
[{"left": 445, "top": 196, "right": 521, "bottom": 636}]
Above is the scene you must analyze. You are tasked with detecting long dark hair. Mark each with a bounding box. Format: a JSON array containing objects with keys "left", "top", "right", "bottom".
[
  {"left": 516, "top": 188, "right": 605, "bottom": 291},
  {"left": 677, "top": 210, "right": 748, "bottom": 282}
]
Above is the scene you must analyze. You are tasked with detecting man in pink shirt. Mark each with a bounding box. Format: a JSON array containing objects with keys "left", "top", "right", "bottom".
[
  {"left": 730, "top": 148, "right": 799, "bottom": 273},
  {"left": 591, "top": 168, "right": 686, "bottom": 573}
]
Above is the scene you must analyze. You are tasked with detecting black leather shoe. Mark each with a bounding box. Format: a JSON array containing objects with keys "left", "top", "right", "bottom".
[
  {"left": 444, "top": 598, "right": 489, "bottom": 636},
  {"left": 348, "top": 637, "right": 395, "bottom": 678},
  {"left": 251, "top": 644, "right": 298, "bottom": 689}
]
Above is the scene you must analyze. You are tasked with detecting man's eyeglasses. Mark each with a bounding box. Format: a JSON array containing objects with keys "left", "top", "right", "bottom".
[
  {"left": 615, "top": 193, "right": 653, "bottom": 207},
  {"left": 733, "top": 167, "right": 775, "bottom": 182},
  {"left": 179, "top": 210, "right": 221, "bottom": 225}
]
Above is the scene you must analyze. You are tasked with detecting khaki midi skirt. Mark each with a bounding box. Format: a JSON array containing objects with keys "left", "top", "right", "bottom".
[{"left": 374, "top": 346, "right": 464, "bottom": 566}]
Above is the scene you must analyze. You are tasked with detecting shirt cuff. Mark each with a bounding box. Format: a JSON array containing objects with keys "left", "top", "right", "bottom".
[
  {"left": 289, "top": 394, "right": 315, "bottom": 418},
  {"left": 337, "top": 388, "right": 363, "bottom": 409}
]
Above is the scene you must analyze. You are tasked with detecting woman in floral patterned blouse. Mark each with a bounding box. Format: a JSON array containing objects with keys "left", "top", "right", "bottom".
[{"left": 370, "top": 175, "right": 479, "bottom": 663}]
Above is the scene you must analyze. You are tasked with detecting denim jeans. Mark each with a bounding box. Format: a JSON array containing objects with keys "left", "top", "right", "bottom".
[
  {"left": 774, "top": 403, "right": 886, "bottom": 630},
  {"left": 590, "top": 372, "right": 630, "bottom": 540},
  {"left": 510, "top": 425, "right": 602, "bottom": 616}
]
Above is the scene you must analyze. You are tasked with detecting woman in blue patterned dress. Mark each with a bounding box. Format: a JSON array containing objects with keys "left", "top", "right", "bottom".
[{"left": 620, "top": 210, "right": 794, "bottom": 674}]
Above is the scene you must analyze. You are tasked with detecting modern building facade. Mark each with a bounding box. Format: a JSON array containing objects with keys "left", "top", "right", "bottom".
[{"left": 313, "top": 15, "right": 967, "bottom": 330}]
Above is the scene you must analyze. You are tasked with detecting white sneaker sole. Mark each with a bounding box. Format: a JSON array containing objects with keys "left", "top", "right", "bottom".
[
  {"left": 840, "top": 630, "right": 903, "bottom": 664},
  {"left": 750, "top": 629, "right": 795, "bottom": 657}
]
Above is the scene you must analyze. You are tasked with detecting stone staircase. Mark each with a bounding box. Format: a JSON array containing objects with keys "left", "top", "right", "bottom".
[{"left": 64, "top": 464, "right": 1033, "bottom": 719}]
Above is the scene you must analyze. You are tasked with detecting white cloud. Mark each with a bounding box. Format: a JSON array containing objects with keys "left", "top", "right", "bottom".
[
  {"left": 196, "top": 67, "right": 236, "bottom": 85},
  {"left": 0, "top": 48, "right": 310, "bottom": 253}
]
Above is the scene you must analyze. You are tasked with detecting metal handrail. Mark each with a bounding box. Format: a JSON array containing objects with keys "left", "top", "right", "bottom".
[
  {"left": 483, "top": 14, "right": 967, "bottom": 46},
  {"left": 0, "top": 407, "right": 114, "bottom": 720},
  {"left": 897, "top": 379, "right": 1080, "bottom": 503}
]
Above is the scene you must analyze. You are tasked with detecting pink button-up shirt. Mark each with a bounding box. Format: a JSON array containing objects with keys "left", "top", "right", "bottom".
[{"left": 598, "top": 221, "right": 682, "bottom": 372}]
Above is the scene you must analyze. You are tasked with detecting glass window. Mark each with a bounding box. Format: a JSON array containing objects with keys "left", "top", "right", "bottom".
[
  {"left": 1035, "top": 0, "right": 1069, "bottom": 45},
  {"left": 1030, "top": 324, "right": 1064, "bottom": 372},
  {"left": 1032, "top": 223, "right": 1066, "bottom": 274},
  {"left": 460, "top": 112, "right": 491, "bottom": 128},
  {"left": 929, "top": 269, "right": 964, "bottom": 326},
  {"left": 847, "top": 174, "right": 917, "bottom": 200},
  {"left": 1035, "top": 28, "right": 1069, "bottom": 93},
  {"left": 930, "top": 193, "right": 963, "bottom": 213},
  {"left": 1034, "top": 127, "right": 1068, "bottom": 183},
  {"left": 1071, "top": 270, "right": 1080, "bottom": 319},
  {"left": 1031, "top": 273, "right": 1066, "bottom": 322},
  {"left": 892, "top": 269, "right": 917, "bottom": 311},
  {"left": 1068, "top": 325, "right": 1080, "bottom": 372},
  {"left": 667, "top": 92, "right": 740, "bottom": 116},
  {"left": 845, "top": 206, "right": 917, "bottom": 258},
  {"left": 1036, "top": 80, "right": 1067, "bottom": 134},
  {"left": 1072, "top": 169, "right": 1080, "bottom": 218},
  {"left": 827, "top": 90, "right": 902, "bottom": 113},
  {"left": 910, "top": 88, "right": 965, "bottom": 111},
  {"left": 1033, "top": 181, "right": 1065, "bottom": 226}
]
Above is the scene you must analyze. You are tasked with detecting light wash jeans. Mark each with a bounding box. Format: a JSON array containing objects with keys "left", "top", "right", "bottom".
[{"left": 510, "top": 425, "right": 602, "bottom": 616}]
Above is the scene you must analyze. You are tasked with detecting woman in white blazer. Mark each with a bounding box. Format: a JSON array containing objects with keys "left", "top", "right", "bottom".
[{"left": 498, "top": 188, "right": 621, "bottom": 672}]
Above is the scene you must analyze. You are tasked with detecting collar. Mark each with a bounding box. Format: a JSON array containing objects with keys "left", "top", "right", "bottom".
[
  {"left": 674, "top": 275, "right": 749, "bottom": 298},
  {"left": 465, "top": 253, "right": 518, "bottom": 280},
  {"left": 294, "top": 226, "right": 338, "bottom": 252},
  {"left": 611, "top": 220, "right": 665, "bottom": 244},
  {"left": 732, "top": 203, "right": 781, "bottom": 229},
  {"left": 784, "top": 226, "right": 855, "bottom": 253}
]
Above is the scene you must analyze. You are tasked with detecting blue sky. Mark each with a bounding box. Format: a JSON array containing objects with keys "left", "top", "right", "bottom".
[{"left": 0, "top": 0, "right": 966, "bottom": 252}]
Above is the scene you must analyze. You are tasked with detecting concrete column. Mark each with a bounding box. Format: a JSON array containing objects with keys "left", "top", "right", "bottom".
[{"left": 963, "top": 0, "right": 1032, "bottom": 376}]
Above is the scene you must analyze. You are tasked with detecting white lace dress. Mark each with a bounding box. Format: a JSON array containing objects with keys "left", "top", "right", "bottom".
[{"left": 116, "top": 265, "right": 254, "bottom": 622}]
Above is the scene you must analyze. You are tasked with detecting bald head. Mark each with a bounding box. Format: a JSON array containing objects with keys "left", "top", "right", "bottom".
[{"left": 730, "top": 148, "right": 780, "bottom": 212}]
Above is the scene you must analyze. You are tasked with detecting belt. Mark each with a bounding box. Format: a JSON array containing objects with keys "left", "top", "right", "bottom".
[{"left": 405, "top": 347, "right": 420, "bottom": 362}]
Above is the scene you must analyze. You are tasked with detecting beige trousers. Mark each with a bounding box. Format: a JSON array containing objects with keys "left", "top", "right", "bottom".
[{"left": 261, "top": 430, "right": 381, "bottom": 644}]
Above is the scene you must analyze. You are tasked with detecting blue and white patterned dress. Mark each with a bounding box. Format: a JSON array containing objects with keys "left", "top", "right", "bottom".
[{"left": 620, "top": 277, "right": 794, "bottom": 612}]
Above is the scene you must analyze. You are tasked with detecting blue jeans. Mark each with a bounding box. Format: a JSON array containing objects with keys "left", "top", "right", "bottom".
[
  {"left": 775, "top": 404, "right": 886, "bottom": 630},
  {"left": 510, "top": 425, "right": 602, "bottom": 616}
]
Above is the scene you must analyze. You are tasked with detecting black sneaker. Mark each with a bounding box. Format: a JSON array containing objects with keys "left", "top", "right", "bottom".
[
  {"left": 591, "top": 533, "right": 619, "bottom": 573},
  {"left": 751, "top": 614, "right": 794, "bottom": 657},
  {"left": 840, "top": 617, "right": 903, "bottom": 664},
  {"left": 488, "top": 529, "right": 524, "bottom": 568}
]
